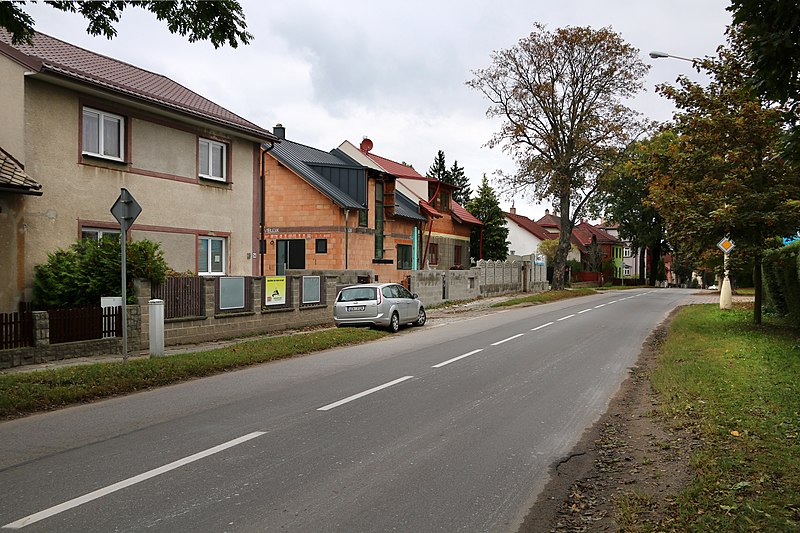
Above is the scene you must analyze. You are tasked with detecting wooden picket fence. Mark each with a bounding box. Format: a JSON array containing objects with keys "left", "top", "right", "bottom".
[
  {"left": 151, "top": 276, "right": 204, "bottom": 319},
  {"left": 0, "top": 309, "right": 34, "bottom": 350},
  {"left": 48, "top": 306, "right": 121, "bottom": 344}
]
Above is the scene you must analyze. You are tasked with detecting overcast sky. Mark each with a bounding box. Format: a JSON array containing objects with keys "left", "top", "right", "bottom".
[{"left": 24, "top": 0, "right": 732, "bottom": 220}]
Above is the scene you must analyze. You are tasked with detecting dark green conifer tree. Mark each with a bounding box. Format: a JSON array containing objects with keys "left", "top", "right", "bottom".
[{"left": 465, "top": 175, "right": 509, "bottom": 261}]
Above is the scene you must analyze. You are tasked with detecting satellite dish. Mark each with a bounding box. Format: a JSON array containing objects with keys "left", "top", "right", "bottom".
[{"left": 360, "top": 138, "right": 373, "bottom": 152}]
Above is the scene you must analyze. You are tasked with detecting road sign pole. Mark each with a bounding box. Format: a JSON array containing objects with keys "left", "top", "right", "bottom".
[
  {"left": 121, "top": 218, "right": 128, "bottom": 361},
  {"left": 111, "top": 188, "right": 142, "bottom": 363},
  {"left": 717, "top": 236, "right": 735, "bottom": 311}
]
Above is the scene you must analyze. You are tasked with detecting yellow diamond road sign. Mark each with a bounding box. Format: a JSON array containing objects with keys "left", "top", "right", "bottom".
[{"left": 717, "top": 237, "right": 736, "bottom": 254}]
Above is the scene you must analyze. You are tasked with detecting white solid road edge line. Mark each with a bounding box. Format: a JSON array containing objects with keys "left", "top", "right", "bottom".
[
  {"left": 433, "top": 349, "right": 483, "bottom": 368},
  {"left": 490, "top": 333, "right": 525, "bottom": 346},
  {"left": 531, "top": 321, "right": 554, "bottom": 331},
  {"left": 318, "top": 376, "right": 414, "bottom": 411},
  {"left": 2, "top": 432, "right": 267, "bottom": 530}
]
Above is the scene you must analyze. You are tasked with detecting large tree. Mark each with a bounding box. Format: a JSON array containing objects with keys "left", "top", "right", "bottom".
[
  {"left": 653, "top": 32, "right": 800, "bottom": 323},
  {"left": 728, "top": 0, "right": 800, "bottom": 160},
  {"left": 426, "top": 150, "right": 472, "bottom": 205},
  {"left": 466, "top": 175, "right": 508, "bottom": 261},
  {"left": 427, "top": 150, "right": 449, "bottom": 182},
  {"left": 593, "top": 133, "right": 673, "bottom": 285},
  {"left": 468, "top": 24, "right": 650, "bottom": 289},
  {"left": 448, "top": 160, "right": 472, "bottom": 205},
  {"left": 0, "top": 1, "right": 252, "bottom": 48}
]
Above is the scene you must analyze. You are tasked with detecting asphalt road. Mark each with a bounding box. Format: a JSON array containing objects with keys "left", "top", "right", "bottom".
[{"left": 0, "top": 288, "right": 698, "bottom": 532}]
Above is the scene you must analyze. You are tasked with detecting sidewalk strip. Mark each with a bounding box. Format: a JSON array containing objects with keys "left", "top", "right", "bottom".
[
  {"left": 2, "top": 432, "right": 266, "bottom": 529},
  {"left": 433, "top": 349, "right": 483, "bottom": 368},
  {"left": 317, "top": 376, "right": 414, "bottom": 411}
]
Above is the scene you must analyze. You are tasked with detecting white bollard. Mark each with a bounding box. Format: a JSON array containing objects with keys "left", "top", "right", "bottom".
[{"left": 149, "top": 299, "right": 165, "bottom": 357}]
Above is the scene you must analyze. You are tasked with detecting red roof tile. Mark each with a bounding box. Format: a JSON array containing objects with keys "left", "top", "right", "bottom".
[
  {"left": 506, "top": 212, "right": 554, "bottom": 241},
  {"left": 0, "top": 30, "right": 275, "bottom": 141},
  {"left": 451, "top": 200, "right": 482, "bottom": 226}
]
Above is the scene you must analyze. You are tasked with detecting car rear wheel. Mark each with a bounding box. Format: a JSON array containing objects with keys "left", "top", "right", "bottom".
[
  {"left": 414, "top": 307, "right": 426, "bottom": 326},
  {"left": 389, "top": 312, "right": 400, "bottom": 333}
]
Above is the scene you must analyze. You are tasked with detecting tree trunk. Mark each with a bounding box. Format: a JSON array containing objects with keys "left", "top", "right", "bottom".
[
  {"left": 550, "top": 194, "right": 573, "bottom": 291},
  {"left": 647, "top": 239, "right": 662, "bottom": 287},
  {"left": 753, "top": 251, "right": 762, "bottom": 325}
]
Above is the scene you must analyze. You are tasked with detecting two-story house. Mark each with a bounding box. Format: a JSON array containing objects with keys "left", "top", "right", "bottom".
[
  {"left": 338, "top": 138, "right": 482, "bottom": 270},
  {"left": 0, "top": 30, "right": 278, "bottom": 312},
  {"left": 261, "top": 126, "right": 426, "bottom": 282}
]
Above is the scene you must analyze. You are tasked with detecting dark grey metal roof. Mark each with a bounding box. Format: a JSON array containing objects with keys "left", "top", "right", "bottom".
[
  {"left": 270, "top": 140, "right": 364, "bottom": 210},
  {"left": 395, "top": 190, "right": 426, "bottom": 222}
]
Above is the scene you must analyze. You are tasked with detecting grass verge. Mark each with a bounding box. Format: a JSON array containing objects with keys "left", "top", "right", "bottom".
[
  {"left": 649, "top": 304, "right": 800, "bottom": 530},
  {"left": 0, "top": 328, "right": 386, "bottom": 419},
  {"left": 490, "top": 288, "right": 597, "bottom": 308}
]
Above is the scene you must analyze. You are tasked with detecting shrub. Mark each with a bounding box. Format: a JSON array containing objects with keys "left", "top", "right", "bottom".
[
  {"left": 762, "top": 241, "right": 800, "bottom": 325},
  {"left": 34, "top": 238, "right": 170, "bottom": 308}
]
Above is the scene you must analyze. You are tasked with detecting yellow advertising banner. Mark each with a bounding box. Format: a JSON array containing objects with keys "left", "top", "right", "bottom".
[{"left": 265, "top": 276, "right": 286, "bottom": 306}]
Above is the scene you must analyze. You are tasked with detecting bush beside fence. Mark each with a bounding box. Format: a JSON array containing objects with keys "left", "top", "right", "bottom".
[{"left": 763, "top": 241, "right": 800, "bottom": 326}]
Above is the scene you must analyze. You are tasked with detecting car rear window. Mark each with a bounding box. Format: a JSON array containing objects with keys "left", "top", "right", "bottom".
[{"left": 338, "top": 287, "right": 378, "bottom": 302}]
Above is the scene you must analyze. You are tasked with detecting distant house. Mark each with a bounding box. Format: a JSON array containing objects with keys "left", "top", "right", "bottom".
[
  {"left": 261, "top": 126, "right": 425, "bottom": 282},
  {"left": 596, "top": 221, "right": 649, "bottom": 282},
  {"left": 0, "top": 29, "right": 278, "bottom": 312},
  {"left": 338, "top": 138, "right": 482, "bottom": 270},
  {"left": 571, "top": 221, "right": 623, "bottom": 277},
  {"left": 505, "top": 206, "right": 555, "bottom": 257},
  {"left": 534, "top": 210, "right": 622, "bottom": 277}
]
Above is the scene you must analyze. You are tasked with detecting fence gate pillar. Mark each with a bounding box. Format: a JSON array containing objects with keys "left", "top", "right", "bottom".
[{"left": 149, "top": 299, "right": 164, "bottom": 357}]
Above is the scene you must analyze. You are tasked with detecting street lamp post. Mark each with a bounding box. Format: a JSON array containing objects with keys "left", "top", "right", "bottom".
[{"left": 649, "top": 51, "right": 695, "bottom": 63}]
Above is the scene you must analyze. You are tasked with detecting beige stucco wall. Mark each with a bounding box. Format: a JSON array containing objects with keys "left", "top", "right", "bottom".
[
  {"left": 131, "top": 118, "right": 196, "bottom": 178},
  {"left": 0, "top": 55, "right": 27, "bottom": 163},
  {"left": 12, "top": 77, "right": 260, "bottom": 303}
]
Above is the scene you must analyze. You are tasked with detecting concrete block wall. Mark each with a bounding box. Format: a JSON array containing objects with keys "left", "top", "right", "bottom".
[{"left": 0, "top": 306, "right": 140, "bottom": 368}]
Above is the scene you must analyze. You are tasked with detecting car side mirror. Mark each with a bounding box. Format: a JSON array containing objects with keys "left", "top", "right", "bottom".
[{"left": 412, "top": 293, "right": 418, "bottom": 299}]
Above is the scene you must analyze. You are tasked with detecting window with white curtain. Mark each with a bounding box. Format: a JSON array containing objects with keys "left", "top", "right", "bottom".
[
  {"left": 199, "top": 138, "right": 227, "bottom": 181},
  {"left": 82, "top": 107, "right": 124, "bottom": 161}
]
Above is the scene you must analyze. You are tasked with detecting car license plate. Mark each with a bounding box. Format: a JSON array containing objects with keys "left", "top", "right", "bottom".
[{"left": 347, "top": 305, "right": 366, "bottom": 312}]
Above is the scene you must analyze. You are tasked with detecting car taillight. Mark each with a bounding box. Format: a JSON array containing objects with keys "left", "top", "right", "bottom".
[{"left": 376, "top": 290, "right": 382, "bottom": 305}]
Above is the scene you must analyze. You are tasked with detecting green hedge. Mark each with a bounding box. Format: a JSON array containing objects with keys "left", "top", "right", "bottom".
[
  {"left": 763, "top": 241, "right": 800, "bottom": 326},
  {"left": 33, "top": 238, "right": 169, "bottom": 308}
]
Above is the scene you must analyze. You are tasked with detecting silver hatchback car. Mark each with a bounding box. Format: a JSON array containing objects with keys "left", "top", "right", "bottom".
[{"left": 334, "top": 283, "right": 426, "bottom": 333}]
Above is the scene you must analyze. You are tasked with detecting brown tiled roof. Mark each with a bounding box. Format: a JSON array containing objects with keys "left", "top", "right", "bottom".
[
  {"left": 505, "top": 212, "right": 554, "bottom": 241},
  {"left": 536, "top": 211, "right": 562, "bottom": 228},
  {"left": 0, "top": 147, "right": 42, "bottom": 195},
  {"left": 573, "top": 221, "right": 619, "bottom": 246},
  {"left": 0, "top": 30, "right": 275, "bottom": 141}
]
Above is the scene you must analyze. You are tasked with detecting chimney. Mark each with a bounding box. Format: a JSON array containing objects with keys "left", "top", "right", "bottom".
[
  {"left": 545, "top": 209, "right": 550, "bottom": 216},
  {"left": 273, "top": 123, "right": 285, "bottom": 139},
  {"left": 510, "top": 205, "right": 516, "bottom": 215},
  {"left": 360, "top": 137, "right": 374, "bottom": 153}
]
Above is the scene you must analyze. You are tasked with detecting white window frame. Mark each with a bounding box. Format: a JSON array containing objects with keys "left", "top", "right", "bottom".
[
  {"left": 199, "top": 138, "right": 227, "bottom": 182},
  {"left": 198, "top": 236, "right": 226, "bottom": 276},
  {"left": 82, "top": 107, "right": 124, "bottom": 161},
  {"left": 624, "top": 264, "right": 631, "bottom": 276},
  {"left": 81, "top": 227, "right": 120, "bottom": 241}
]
